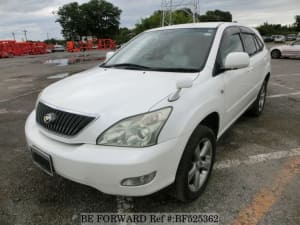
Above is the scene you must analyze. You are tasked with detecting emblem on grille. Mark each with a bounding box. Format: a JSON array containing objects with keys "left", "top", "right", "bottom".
[{"left": 43, "top": 113, "right": 56, "bottom": 124}]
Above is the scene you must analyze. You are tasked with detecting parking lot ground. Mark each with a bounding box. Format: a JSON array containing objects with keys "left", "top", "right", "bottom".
[{"left": 0, "top": 52, "right": 299, "bottom": 225}]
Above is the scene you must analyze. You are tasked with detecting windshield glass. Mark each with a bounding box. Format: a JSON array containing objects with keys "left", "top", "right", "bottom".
[{"left": 102, "top": 28, "right": 216, "bottom": 72}]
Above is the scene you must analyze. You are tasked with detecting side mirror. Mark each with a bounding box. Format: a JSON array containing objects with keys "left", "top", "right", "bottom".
[
  {"left": 176, "top": 79, "right": 193, "bottom": 89},
  {"left": 169, "top": 79, "right": 193, "bottom": 102},
  {"left": 223, "top": 52, "right": 250, "bottom": 70},
  {"left": 106, "top": 51, "right": 115, "bottom": 60}
]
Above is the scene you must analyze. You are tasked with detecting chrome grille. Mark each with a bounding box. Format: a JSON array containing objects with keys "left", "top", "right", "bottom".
[{"left": 36, "top": 102, "right": 95, "bottom": 137}]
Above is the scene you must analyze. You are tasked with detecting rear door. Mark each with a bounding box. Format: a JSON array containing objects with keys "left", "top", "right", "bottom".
[{"left": 240, "top": 31, "right": 266, "bottom": 100}]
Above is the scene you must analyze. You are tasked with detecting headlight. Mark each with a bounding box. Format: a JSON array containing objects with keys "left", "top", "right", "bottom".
[{"left": 97, "top": 107, "right": 172, "bottom": 147}]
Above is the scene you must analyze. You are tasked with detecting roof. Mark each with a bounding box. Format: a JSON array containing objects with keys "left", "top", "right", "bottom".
[{"left": 147, "top": 22, "right": 238, "bottom": 32}]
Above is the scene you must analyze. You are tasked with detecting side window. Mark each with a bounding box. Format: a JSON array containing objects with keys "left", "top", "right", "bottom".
[
  {"left": 214, "top": 27, "right": 245, "bottom": 76},
  {"left": 255, "top": 36, "right": 264, "bottom": 50},
  {"left": 293, "top": 41, "right": 300, "bottom": 46},
  {"left": 218, "top": 33, "right": 244, "bottom": 67},
  {"left": 242, "top": 33, "right": 257, "bottom": 56}
]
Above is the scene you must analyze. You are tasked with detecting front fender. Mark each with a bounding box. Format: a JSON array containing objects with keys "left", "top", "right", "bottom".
[{"left": 154, "top": 74, "right": 224, "bottom": 143}]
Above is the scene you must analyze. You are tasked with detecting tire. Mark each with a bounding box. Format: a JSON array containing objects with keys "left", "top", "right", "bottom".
[
  {"left": 247, "top": 80, "right": 268, "bottom": 117},
  {"left": 173, "top": 125, "right": 216, "bottom": 202},
  {"left": 271, "top": 50, "right": 281, "bottom": 59}
]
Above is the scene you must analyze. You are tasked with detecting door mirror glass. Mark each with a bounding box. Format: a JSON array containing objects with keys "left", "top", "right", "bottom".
[{"left": 223, "top": 52, "right": 250, "bottom": 70}]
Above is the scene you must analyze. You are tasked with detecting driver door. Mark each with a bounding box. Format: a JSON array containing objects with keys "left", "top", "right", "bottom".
[{"left": 214, "top": 27, "right": 251, "bottom": 128}]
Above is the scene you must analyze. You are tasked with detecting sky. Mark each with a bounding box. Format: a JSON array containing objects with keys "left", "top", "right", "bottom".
[{"left": 0, "top": 0, "right": 299, "bottom": 41}]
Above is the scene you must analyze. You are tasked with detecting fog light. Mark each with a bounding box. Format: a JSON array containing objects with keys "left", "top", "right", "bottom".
[{"left": 121, "top": 171, "right": 156, "bottom": 186}]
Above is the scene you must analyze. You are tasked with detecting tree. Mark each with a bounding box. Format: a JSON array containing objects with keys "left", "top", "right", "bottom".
[
  {"left": 294, "top": 15, "right": 300, "bottom": 31},
  {"left": 133, "top": 9, "right": 232, "bottom": 35},
  {"left": 199, "top": 10, "right": 232, "bottom": 22},
  {"left": 134, "top": 9, "right": 194, "bottom": 35},
  {"left": 256, "top": 22, "right": 298, "bottom": 36},
  {"left": 56, "top": 0, "right": 121, "bottom": 40},
  {"left": 55, "top": 2, "right": 82, "bottom": 40},
  {"left": 134, "top": 10, "right": 162, "bottom": 34},
  {"left": 115, "top": 27, "right": 134, "bottom": 44}
]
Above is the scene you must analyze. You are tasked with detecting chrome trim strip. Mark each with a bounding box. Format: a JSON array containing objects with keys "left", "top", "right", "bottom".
[{"left": 39, "top": 99, "right": 100, "bottom": 118}]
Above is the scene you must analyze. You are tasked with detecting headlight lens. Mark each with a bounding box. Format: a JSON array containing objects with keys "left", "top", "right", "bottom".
[{"left": 97, "top": 107, "right": 172, "bottom": 147}]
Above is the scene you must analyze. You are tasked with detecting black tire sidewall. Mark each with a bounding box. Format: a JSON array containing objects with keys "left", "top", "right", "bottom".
[
  {"left": 247, "top": 80, "right": 268, "bottom": 117},
  {"left": 271, "top": 50, "right": 281, "bottom": 59},
  {"left": 174, "top": 125, "right": 216, "bottom": 202}
]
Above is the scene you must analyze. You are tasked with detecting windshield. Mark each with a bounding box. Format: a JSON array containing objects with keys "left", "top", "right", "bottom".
[{"left": 102, "top": 28, "right": 216, "bottom": 72}]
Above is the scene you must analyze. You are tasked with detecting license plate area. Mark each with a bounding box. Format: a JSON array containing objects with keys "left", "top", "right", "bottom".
[{"left": 31, "top": 147, "right": 54, "bottom": 176}]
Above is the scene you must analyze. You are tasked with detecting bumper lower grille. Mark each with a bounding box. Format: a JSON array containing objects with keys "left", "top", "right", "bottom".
[{"left": 36, "top": 102, "right": 95, "bottom": 137}]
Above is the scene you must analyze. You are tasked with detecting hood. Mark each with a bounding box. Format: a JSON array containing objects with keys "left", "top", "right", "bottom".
[{"left": 40, "top": 67, "right": 197, "bottom": 116}]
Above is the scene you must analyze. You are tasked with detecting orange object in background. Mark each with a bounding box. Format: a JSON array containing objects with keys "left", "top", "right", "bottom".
[
  {"left": 0, "top": 38, "right": 116, "bottom": 58},
  {"left": 0, "top": 40, "right": 48, "bottom": 58},
  {"left": 67, "top": 38, "right": 116, "bottom": 52},
  {"left": 0, "top": 40, "right": 15, "bottom": 58},
  {"left": 31, "top": 42, "right": 47, "bottom": 55},
  {"left": 97, "top": 39, "right": 116, "bottom": 50}
]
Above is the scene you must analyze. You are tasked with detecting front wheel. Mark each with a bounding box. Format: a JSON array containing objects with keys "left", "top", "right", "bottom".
[{"left": 173, "top": 125, "right": 216, "bottom": 202}]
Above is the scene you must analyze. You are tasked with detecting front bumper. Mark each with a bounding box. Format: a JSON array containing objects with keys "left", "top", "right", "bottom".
[{"left": 25, "top": 111, "right": 189, "bottom": 196}]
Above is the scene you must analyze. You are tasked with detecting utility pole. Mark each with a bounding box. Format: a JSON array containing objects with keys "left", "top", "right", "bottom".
[
  {"left": 46, "top": 32, "right": 50, "bottom": 40},
  {"left": 12, "top": 32, "right": 16, "bottom": 40},
  {"left": 23, "top": 29, "right": 28, "bottom": 41}
]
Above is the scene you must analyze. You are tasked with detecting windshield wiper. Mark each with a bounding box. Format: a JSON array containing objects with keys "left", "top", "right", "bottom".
[
  {"left": 102, "top": 63, "right": 151, "bottom": 70},
  {"left": 102, "top": 64, "right": 199, "bottom": 73},
  {"left": 152, "top": 68, "right": 199, "bottom": 73}
]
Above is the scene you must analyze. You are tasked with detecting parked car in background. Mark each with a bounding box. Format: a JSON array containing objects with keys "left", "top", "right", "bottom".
[
  {"left": 274, "top": 35, "right": 286, "bottom": 43},
  {"left": 262, "top": 36, "right": 274, "bottom": 42},
  {"left": 270, "top": 40, "right": 300, "bottom": 58},
  {"left": 52, "top": 44, "right": 65, "bottom": 52},
  {"left": 25, "top": 22, "right": 271, "bottom": 202},
  {"left": 286, "top": 34, "right": 297, "bottom": 41}
]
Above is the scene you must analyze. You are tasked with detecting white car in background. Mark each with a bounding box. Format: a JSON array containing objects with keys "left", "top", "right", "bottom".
[
  {"left": 52, "top": 44, "right": 65, "bottom": 52},
  {"left": 274, "top": 35, "right": 286, "bottom": 43},
  {"left": 271, "top": 40, "right": 300, "bottom": 59},
  {"left": 25, "top": 22, "right": 271, "bottom": 202}
]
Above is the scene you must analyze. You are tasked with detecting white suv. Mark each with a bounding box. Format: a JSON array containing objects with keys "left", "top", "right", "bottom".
[{"left": 25, "top": 23, "right": 271, "bottom": 202}]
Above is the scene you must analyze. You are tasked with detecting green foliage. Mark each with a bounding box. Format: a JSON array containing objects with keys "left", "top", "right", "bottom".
[
  {"left": 199, "top": 10, "right": 232, "bottom": 22},
  {"left": 294, "top": 15, "right": 300, "bottom": 31},
  {"left": 56, "top": 0, "right": 121, "bottom": 40},
  {"left": 133, "top": 9, "right": 232, "bottom": 35},
  {"left": 134, "top": 9, "right": 193, "bottom": 35},
  {"left": 134, "top": 10, "right": 163, "bottom": 35},
  {"left": 256, "top": 22, "right": 298, "bottom": 35},
  {"left": 114, "top": 27, "right": 134, "bottom": 44}
]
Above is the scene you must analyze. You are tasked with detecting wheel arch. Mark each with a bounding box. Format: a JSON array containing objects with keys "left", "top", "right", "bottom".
[
  {"left": 198, "top": 112, "right": 220, "bottom": 138},
  {"left": 271, "top": 48, "right": 281, "bottom": 54},
  {"left": 265, "top": 72, "right": 270, "bottom": 81}
]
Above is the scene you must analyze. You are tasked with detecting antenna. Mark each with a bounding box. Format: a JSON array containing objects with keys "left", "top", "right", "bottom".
[
  {"left": 161, "top": 0, "right": 200, "bottom": 26},
  {"left": 12, "top": 32, "right": 16, "bottom": 40}
]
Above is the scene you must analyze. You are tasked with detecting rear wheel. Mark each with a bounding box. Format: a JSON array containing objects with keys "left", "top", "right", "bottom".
[
  {"left": 271, "top": 49, "right": 281, "bottom": 59},
  {"left": 247, "top": 80, "right": 268, "bottom": 117},
  {"left": 173, "top": 125, "right": 216, "bottom": 202}
]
